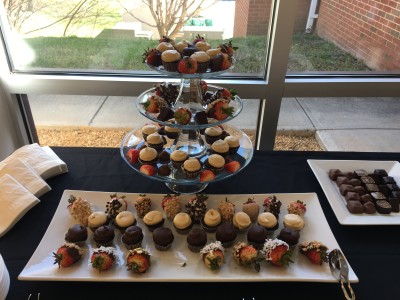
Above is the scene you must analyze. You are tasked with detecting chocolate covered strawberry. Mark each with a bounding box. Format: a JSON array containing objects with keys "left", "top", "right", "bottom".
[
  {"left": 53, "top": 243, "right": 83, "bottom": 268},
  {"left": 143, "top": 95, "right": 169, "bottom": 114},
  {"left": 261, "top": 239, "right": 293, "bottom": 267},
  {"left": 207, "top": 99, "right": 234, "bottom": 121},
  {"left": 142, "top": 48, "right": 162, "bottom": 66},
  {"left": 193, "top": 34, "right": 206, "bottom": 45},
  {"left": 218, "top": 40, "right": 238, "bottom": 57},
  {"left": 232, "top": 242, "right": 261, "bottom": 272},
  {"left": 90, "top": 246, "right": 117, "bottom": 272},
  {"left": 126, "top": 247, "right": 151, "bottom": 273},
  {"left": 178, "top": 56, "right": 198, "bottom": 74},
  {"left": 299, "top": 241, "right": 329, "bottom": 265},
  {"left": 159, "top": 35, "right": 174, "bottom": 44},
  {"left": 263, "top": 195, "right": 282, "bottom": 218},
  {"left": 174, "top": 107, "right": 192, "bottom": 125}
]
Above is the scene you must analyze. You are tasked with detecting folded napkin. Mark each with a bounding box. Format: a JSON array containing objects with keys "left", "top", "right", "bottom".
[
  {"left": 0, "top": 254, "right": 10, "bottom": 299},
  {"left": 0, "top": 174, "right": 40, "bottom": 238},
  {"left": 0, "top": 158, "right": 51, "bottom": 197},
  {"left": 2, "top": 143, "right": 68, "bottom": 180}
]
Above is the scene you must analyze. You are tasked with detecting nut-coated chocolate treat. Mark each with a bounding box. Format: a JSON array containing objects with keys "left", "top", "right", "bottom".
[{"left": 375, "top": 200, "right": 392, "bottom": 214}]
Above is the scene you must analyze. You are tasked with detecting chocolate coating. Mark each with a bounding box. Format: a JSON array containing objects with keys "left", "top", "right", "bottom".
[
  {"left": 93, "top": 225, "right": 115, "bottom": 245},
  {"left": 216, "top": 222, "right": 237, "bottom": 244},
  {"left": 158, "top": 164, "right": 171, "bottom": 176},
  {"left": 153, "top": 227, "right": 174, "bottom": 246},
  {"left": 363, "top": 202, "right": 376, "bottom": 214},
  {"left": 247, "top": 223, "right": 268, "bottom": 245},
  {"left": 277, "top": 228, "right": 300, "bottom": 247},
  {"left": 186, "top": 227, "right": 207, "bottom": 247},
  {"left": 65, "top": 224, "right": 87, "bottom": 243},
  {"left": 158, "top": 150, "right": 171, "bottom": 164},
  {"left": 346, "top": 200, "right": 364, "bottom": 214},
  {"left": 122, "top": 225, "right": 143, "bottom": 245}
]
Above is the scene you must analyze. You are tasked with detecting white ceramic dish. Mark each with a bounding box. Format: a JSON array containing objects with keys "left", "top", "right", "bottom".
[
  {"left": 19, "top": 190, "right": 358, "bottom": 282},
  {"left": 308, "top": 159, "right": 400, "bottom": 225}
]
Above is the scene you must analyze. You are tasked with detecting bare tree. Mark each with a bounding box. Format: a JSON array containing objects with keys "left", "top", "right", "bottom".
[{"left": 118, "top": 0, "right": 218, "bottom": 39}]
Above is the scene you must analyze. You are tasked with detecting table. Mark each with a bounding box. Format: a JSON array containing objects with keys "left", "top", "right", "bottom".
[{"left": 1, "top": 147, "right": 400, "bottom": 300}]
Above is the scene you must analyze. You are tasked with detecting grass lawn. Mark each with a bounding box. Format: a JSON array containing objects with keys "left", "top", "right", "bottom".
[{"left": 22, "top": 32, "right": 370, "bottom": 72}]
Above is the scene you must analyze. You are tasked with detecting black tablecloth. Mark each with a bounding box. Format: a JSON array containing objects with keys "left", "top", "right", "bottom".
[{"left": 1, "top": 147, "right": 400, "bottom": 300}]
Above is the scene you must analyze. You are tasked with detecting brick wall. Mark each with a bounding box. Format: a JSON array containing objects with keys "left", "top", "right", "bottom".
[
  {"left": 233, "top": 0, "right": 311, "bottom": 37},
  {"left": 316, "top": 0, "right": 400, "bottom": 71}
]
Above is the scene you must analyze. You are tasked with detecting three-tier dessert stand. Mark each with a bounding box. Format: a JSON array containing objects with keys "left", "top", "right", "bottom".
[{"left": 120, "top": 62, "right": 254, "bottom": 194}]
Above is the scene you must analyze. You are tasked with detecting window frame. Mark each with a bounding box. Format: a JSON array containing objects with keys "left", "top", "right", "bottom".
[{"left": 0, "top": 0, "right": 399, "bottom": 151}]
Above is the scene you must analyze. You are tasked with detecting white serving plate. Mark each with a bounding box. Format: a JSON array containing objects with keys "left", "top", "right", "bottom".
[
  {"left": 308, "top": 159, "right": 400, "bottom": 225},
  {"left": 19, "top": 190, "right": 358, "bottom": 282}
]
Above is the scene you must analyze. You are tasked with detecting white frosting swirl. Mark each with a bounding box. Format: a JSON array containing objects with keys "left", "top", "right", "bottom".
[
  {"left": 257, "top": 212, "right": 277, "bottom": 228},
  {"left": 170, "top": 150, "right": 188, "bottom": 162},
  {"left": 161, "top": 49, "right": 181, "bottom": 62},
  {"left": 173, "top": 212, "right": 192, "bottom": 229},
  {"left": 211, "top": 140, "right": 229, "bottom": 153},
  {"left": 142, "top": 124, "right": 158, "bottom": 135},
  {"left": 206, "top": 48, "right": 221, "bottom": 59},
  {"left": 115, "top": 211, "right": 136, "bottom": 227},
  {"left": 195, "top": 41, "right": 211, "bottom": 52},
  {"left": 283, "top": 214, "right": 304, "bottom": 230},
  {"left": 183, "top": 158, "right": 201, "bottom": 172},
  {"left": 143, "top": 210, "right": 163, "bottom": 225},
  {"left": 88, "top": 211, "right": 108, "bottom": 227},
  {"left": 204, "top": 126, "right": 222, "bottom": 137},
  {"left": 139, "top": 147, "right": 158, "bottom": 161},
  {"left": 156, "top": 42, "right": 174, "bottom": 53},
  {"left": 224, "top": 136, "right": 240, "bottom": 147},
  {"left": 203, "top": 209, "right": 221, "bottom": 226},
  {"left": 208, "top": 154, "right": 225, "bottom": 168},
  {"left": 147, "top": 132, "right": 164, "bottom": 144},
  {"left": 190, "top": 51, "right": 210, "bottom": 63},
  {"left": 233, "top": 212, "right": 251, "bottom": 230}
]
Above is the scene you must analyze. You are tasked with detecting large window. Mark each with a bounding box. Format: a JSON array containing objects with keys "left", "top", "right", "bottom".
[{"left": 1, "top": 0, "right": 399, "bottom": 153}]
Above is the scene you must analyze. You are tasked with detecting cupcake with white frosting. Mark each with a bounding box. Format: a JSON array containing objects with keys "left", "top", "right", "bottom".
[
  {"left": 257, "top": 212, "right": 279, "bottom": 234},
  {"left": 88, "top": 211, "right": 110, "bottom": 232},
  {"left": 146, "top": 132, "right": 166, "bottom": 152},
  {"left": 174, "top": 40, "right": 189, "bottom": 54},
  {"left": 142, "top": 123, "right": 158, "bottom": 141},
  {"left": 201, "top": 208, "right": 222, "bottom": 233},
  {"left": 232, "top": 212, "right": 252, "bottom": 233},
  {"left": 138, "top": 147, "right": 158, "bottom": 165},
  {"left": 181, "top": 158, "right": 202, "bottom": 179},
  {"left": 170, "top": 149, "right": 188, "bottom": 169},
  {"left": 190, "top": 51, "right": 210, "bottom": 73},
  {"left": 164, "top": 125, "right": 180, "bottom": 139},
  {"left": 204, "top": 126, "right": 223, "bottom": 144},
  {"left": 283, "top": 213, "right": 305, "bottom": 231},
  {"left": 211, "top": 140, "right": 230, "bottom": 157},
  {"left": 143, "top": 210, "right": 165, "bottom": 232},
  {"left": 195, "top": 41, "right": 211, "bottom": 52},
  {"left": 204, "top": 153, "right": 225, "bottom": 174},
  {"left": 173, "top": 212, "right": 193, "bottom": 234},
  {"left": 224, "top": 135, "right": 240, "bottom": 155},
  {"left": 114, "top": 211, "right": 136, "bottom": 233},
  {"left": 206, "top": 48, "right": 221, "bottom": 59},
  {"left": 156, "top": 42, "right": 174, "bottom": 53},
  {"left": 161, "top": 49, "right": 181, "bottom": 72}
]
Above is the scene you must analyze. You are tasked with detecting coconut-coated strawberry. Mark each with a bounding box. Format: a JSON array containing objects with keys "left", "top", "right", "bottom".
[
  {"left": 53, "top": 243, "right": 83, "bottom": 268},
  {"left": 200, "top": 241, "right": 225, "bottom": 270},
  {"left": 90, "top": 247, "right": 116, "bottom": 272},
  {"left": 224, "top": 160, "right": 240, "bottom": 173},
  {"left": 262, "top": 239, "right": 293, "bottom": 267},
  {"left": 200, "top": 170, "right": 216, "bottom": 182},
  {"left": 139, "top": 164, "right": 157, "bottom": 176},
  {"left": 127, "top": 148, "right": 140, "bottom": 164},
  {"left": 178, "top": 56, "right": 198, "bottom": 74},
  {"left": 126, "top": 248, "right": 151, "bottom": 273},
  {"left": 232, "top": 242, "right": 261, "bottom": 272},
  {"left": 299, "top": 241, "right": 329, "bottom": 265}
]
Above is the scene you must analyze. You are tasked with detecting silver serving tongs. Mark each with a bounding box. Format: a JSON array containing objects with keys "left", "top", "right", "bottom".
[{"left": 329, "top": 249, "right": 355, "bottom": 300}]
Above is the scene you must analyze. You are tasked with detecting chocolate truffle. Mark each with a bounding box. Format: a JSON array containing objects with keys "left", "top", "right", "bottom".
[
  {"left": 388, "top": 198, "right": 400, "bottom": 212},
  {"left": 215, "top": 222, "right": 238, "bottom": 248},
  {"left": 277, "top": 228, "right": 300, "bottom": 248},
  {"left": 346, "top": 200, "right": 364, "bottom": 214},
  {"left": 339, "top": 184, "right": 355, "bottom": 196},
  {"left": 65, "top": 224, "right": 88, "bottom": 245},
  {"left": 345, "top": 192, "right": 360, "bottom": 202},
  {"left": 360, "top": 194, "right": 373, "bottom": 204},
  {"left": 153, "top": 227, "right": 174, "bottom": 251},
  {"left": 375, "top": 200, "right": 392, "bottom": 214},
  {"left": 363, "top": 202, "right": 376, "bottom": 214},
  {"left": 158, "top": 150, "right": 170, "bottom": 164},
  {"left": 336, "top": 176, "right": 350, "bottom": 186},
  {"left": 122, "top": 225, "right": 144, "bottom": 250},
  {"left": 328, "top": 169, "right": 342, "bottom": 181},
  {"left": 354, "top": 169, "right": 368, "bottom": 178},
  {"left": 93, "top": 225, "right": 115, "bottom": 247},
  {"left": 247, "top": 223, "right": 268, "bottom": 250},
  {"left": 186, "top": 227, "right": 207, "bottom": 252},
  {"left": 158, "top": 164, "right": 171, "bottom": 176}
]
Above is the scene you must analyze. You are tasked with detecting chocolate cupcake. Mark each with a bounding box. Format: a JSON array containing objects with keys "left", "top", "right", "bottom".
[
  {"left": 190, "top": 51, "right": 210, "bottom": 73},
  {"left": 182, "top": 45, "right": 197, "bottom": 57},
  {"left": 247, "top": 223, "right": 268, "bottom": 250},
  {"left": 142, "top": 123, "right": 158, "bottom": 141},
  {"left": 146, "top": 132, "right": 166, "bottom": 152},
  {"left": 204, "top": 154, "right": 225, "bottom": 174},
  {"left": 93, "top": 225, "right": 115, "bottom": 247},
  {"left": 187, "top": 227, "right": 207, "bottom": 252},
  {"left": 181, "top": 158, "right": 202, "bottom": 179},
  {"left": 65, "top": 224, "right": 88, "bottom": 246},
  {"left": 121, "top": 225, "right": 144, "bottom": 250},
  {"left": 170, "top": 149, "right": 188, "bottom": 169},
  {"left": 276, "top": 228, "right": 300, "bottom": 248},
  {"left": 172, "top": 212, "right": 193, "bottom": 234},
  {"left": 215, "top": 222, "right": 238, "bottom": 248},
  {"left": 164, "top": 125, "right": 180, "bottom": 139},
  {"left": 161, "top": 49, "right": 181, "bottom": 72},
  {"left": 204, "top": 126, "right": 222, "bottom": 145},
  {"left": 143, "top": 210, "right": 165, "bottom": 232},
  {"left": 153, "top": 227, "right": 174, "bottom": 251},
  {"left": 138, "top": 147, "right": 159, "bottom": 165}
]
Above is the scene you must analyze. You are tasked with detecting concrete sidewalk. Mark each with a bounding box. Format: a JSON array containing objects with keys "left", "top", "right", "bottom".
[{"left": 28, "top": 95, "right": 400, "bottom": 152}]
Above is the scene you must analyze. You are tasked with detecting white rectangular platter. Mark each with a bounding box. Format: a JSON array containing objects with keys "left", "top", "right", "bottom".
[
  {"left": 308, "top": 159, "right": 400, "bottom": 225},
  {"left": 19, "top": 190, "right": 358, "bottom": 282}
]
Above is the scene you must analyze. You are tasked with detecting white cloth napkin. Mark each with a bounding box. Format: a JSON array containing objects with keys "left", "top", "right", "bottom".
[
  {"left": 0, "top": 254, "right": 10, "bottom": 300},
  {"left": 3, "top": 143, "right": 68, "bottom": 180},
  {"left": 0, "top": 174, "right": 40, "bottom": 238},
  {"left": 0, "top": 158, "right": 51, "bottom": 197}
]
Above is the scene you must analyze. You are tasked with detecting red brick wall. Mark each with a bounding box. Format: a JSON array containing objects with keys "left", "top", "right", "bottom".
[
  {"left": 233, "top": 0, "right": 312, "bottom": 37},
  {"left": 316, "top": 0, "right": 400, "bottom": 71}
]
